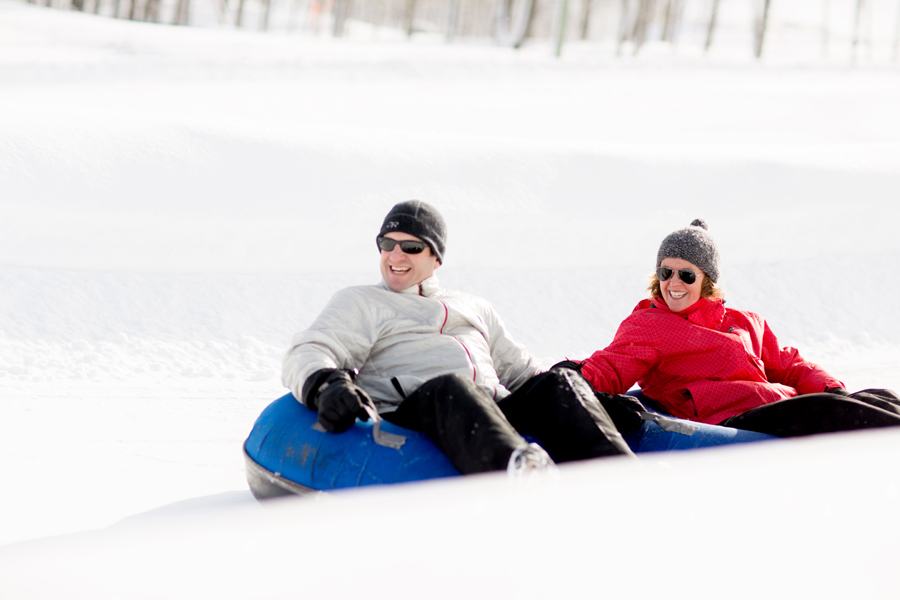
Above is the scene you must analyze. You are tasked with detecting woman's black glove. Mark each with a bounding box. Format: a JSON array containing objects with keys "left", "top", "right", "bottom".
[
  {"left": 825, "top": 386, "right": 850, "bottom": 396},
  {"left": 595, "top": 392, "right": 646, "bottom": 435},
  {"left": 303, "top": 369, "right": 377, "bottom": 433},
  {"left": 549, "top": 360, "right": 583, "bottom": 373}
]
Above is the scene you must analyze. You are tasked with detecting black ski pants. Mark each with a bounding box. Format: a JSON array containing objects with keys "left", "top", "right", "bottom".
[
  {"left": 719, "top": 388, "right": 900, "bottom": 437},
  {"left": 382, "top": 369, "right": 633, "bottom": 475}
]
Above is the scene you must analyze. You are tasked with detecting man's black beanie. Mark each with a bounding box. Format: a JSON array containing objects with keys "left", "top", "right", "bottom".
[{"left": 377, "top": 200, "right": 447, "bottom": 263}]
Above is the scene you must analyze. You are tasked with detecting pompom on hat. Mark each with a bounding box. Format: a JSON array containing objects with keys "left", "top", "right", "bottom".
[
  {"left": 656, "top": 219, "right": 721, "bottom": 283},
  {"left": 377, "top": 200, "right": 447, "bottom": 263}
]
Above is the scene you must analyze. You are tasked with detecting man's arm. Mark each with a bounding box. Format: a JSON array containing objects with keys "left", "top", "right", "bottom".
[
  {"left": 483, "top": 303, "right": 544, "bottom": 393},
  {"left": 282, "top": 287, "right": 377, "bottom": 407}
]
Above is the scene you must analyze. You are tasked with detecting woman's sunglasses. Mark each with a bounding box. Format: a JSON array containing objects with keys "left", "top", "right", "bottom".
[
  {"left": 656, "top": 266, "right": 698, "bottom": 285},
  {"left": 377, "top": 236, "right": 428, "bottom": 254}
]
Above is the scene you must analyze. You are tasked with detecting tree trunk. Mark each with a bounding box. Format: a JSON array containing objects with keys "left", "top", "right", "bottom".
[
  {"left": 894, "top": 0, "right": 900, "bottom": 63},
  {"left": 214, "top": 0, "right": 229, "bottom": 25},
  {"left": 852, "top": 0, "right": 864, "bottom": 62},
  {"left": 405, "top": 0, "right": 416, "bottom": 37},
  {"left": 182, "top": 0, "right": 191, "bottom": 24},
  {"left": 705, "top": 0, "right": 720, "bottom": 52},
  {"left": 495, "top": 0, "right": 535, "bottom": 48},
  {"left": 145, "top": 0, "right": 160, "bottom": 21},
  {"left": 820, "top": 0, "right": 830, "bottom": 57},
  {"left": 631, "top": 0, "right": 656, "bottom": 53},
  {"left": 662, "top": 0, "right": 684, "bottom": 42},
  {"left": 127, "top": 0, "right": 137, "bottom": 20},
  {"left": 261, "top": 0, "right": 272, "bottom": 30},
  {"left": 661, "top": 0, "right": 674, "bottom": 41},
  {"left": 286, "top": 0, "right": 300, "bottom": 31},
  {"left": 580, "top": 0, "right": 592, "bottom": 40},
  {"left": 445, "top": 0, "right": 460, "bottom": 42},
  {"left": 332, "top": 0, "right": 352, "bottom": 37},
  {"left": 553, "top": 0, "right": 569, "bottom": 57},
  {"left": 616, "top": 0, "right": 630, "bottom": 56},
  {"left": 173, "top": 0, "right": 190, "bottom": 24},
  {"left": 754, "top": 0, "right": 771, "bottom": 58},
  {"left": 670, "top": 0, "right": 686, "bottom": 42},
  {"left": 235, "top": 0, "right": 245, "bottom": 27}
]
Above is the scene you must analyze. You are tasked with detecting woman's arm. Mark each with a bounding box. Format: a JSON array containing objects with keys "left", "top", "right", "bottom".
[
  {"left": 759, "top": 319, "right": 844, "bottom": 394},
  {"left": 580, "top": 318, "right": 659, "bottom": 395}
]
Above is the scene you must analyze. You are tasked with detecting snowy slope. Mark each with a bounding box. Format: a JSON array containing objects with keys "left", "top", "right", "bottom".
[
  {"left": 3, "top": 427, "right": 900, "bottom": 600},
  {"left": 1, "top": 2, "right": 900, "bottom": 597}
]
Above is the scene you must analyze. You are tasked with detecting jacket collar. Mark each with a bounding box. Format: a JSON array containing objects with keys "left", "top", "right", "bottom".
[
  {"left": 379, "top": 275, "right": 440, "bottom": 297},
  {"left": 646, "top": 295, "right": 726, "bottom": 327}
]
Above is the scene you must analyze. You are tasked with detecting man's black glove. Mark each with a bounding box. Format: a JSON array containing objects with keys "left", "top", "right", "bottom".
[
  {"left": 303, "top": 369, "right": 377, "bottom": 433},
  {"left": 825, "top": 386, "right": 850, "bottom": 396}
]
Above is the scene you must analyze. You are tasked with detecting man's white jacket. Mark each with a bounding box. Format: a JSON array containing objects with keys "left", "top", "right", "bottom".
[{"left": 282, "top": 276, "right": 543, "bottom": 413}]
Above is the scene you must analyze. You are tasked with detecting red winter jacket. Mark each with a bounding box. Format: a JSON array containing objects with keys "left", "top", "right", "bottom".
[{"left": 579, "top": 296, "right": 844, "bottom": 425}]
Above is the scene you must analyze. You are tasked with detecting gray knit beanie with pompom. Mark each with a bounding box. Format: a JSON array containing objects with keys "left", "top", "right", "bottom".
[{"left": 656, "top": 219, "right": 721, "bottom": 283}]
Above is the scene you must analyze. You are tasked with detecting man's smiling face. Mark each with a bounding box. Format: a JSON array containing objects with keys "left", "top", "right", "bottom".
[{"left": 379, "top": 232, "right": 441, "bottom": 292}]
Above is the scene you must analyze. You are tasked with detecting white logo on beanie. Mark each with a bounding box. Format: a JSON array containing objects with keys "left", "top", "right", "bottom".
[{"left": 386, "top": 221, "right": 399, "bottom": 229}]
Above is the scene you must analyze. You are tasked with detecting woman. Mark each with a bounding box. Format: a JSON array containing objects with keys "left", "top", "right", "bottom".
[{"left": 576, "top": 219, "right": 900, "bottom": 437}]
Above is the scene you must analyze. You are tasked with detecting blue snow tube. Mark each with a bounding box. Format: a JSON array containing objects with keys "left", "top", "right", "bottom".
[
  {"left": 244, "top": 393, "right": 459, "bottom": 498},
  {"left": 622, "top": 390, "right": 776, "bottom": 451},
  {"left": 244, "top": 392, "right": 776, "bottom": 499}
]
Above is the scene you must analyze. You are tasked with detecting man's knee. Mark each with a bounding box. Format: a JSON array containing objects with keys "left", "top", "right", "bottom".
[
  {"left": 521, "top": 368, "right": 593, "bottom": 404},
  {"left": 413, "top": 373, "right": 499, "bottom": 416},
  {"left": 418, "top": 373, "right": 480, "bottom": 398}
]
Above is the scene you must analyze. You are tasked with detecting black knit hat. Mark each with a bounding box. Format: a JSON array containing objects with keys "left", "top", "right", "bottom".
[
  {"left": 377, "top": 200, "right": 447, "bottom": 263},
  {"left": 656, "top": 219, "right": 721, "bottom": 283}
]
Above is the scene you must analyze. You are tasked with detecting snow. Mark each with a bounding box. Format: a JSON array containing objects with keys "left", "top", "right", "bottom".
[{"left": 1, "top": 1, "right": 900, "bottom": 597}]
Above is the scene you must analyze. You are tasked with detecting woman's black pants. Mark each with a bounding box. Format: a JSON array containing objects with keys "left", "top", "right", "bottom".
[
  {"left": 382, "top": 370, "right": 633, "bottom": 475},
  {"left": 719, "top": 389, "right": 900, "bottom": 437}
]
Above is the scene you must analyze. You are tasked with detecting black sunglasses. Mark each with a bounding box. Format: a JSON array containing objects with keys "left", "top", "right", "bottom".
[
  {"left": 656, "top": 266, "right": 698, "bottom": 285},
  {"left": 377, "top": 236, "right": 428, "bottom": 254}
]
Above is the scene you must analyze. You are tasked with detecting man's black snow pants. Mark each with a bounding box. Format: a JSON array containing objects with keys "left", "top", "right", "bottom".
[
  {"left": 719, "top": 388, "right": 900, "bottom": 437},
  {"left": 382, "top": 369, "right": 633, "bottom": 475}
]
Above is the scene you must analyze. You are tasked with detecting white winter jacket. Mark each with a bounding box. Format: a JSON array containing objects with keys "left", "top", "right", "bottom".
[{"left": 282, "top": 276, "right": 543, "bottom": 413}]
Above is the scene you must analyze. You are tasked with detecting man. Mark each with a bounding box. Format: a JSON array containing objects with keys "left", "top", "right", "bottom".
[{"left": 282, "top": 200, "right": 633, "bottom": 476}]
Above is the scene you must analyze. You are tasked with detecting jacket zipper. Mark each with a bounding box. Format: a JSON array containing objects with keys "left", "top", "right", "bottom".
[
  {"left": 439, "top": 300, "right": 476, "bottom": 381},
  {"left": 438, "top": 301, "right": 449, "bottom": 333}
]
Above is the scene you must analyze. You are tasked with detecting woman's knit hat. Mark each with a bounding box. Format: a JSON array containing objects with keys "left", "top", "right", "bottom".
[
  {"left": 377, "top": 200, "right": 447, "bottom": 263},
  {"left": 656, "top": 219, "right": 720, "bottom": 282}
]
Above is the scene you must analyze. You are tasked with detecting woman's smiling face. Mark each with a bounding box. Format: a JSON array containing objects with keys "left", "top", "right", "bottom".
[{"left": 658, "top": 257, "right": 705, "bottom": 312}]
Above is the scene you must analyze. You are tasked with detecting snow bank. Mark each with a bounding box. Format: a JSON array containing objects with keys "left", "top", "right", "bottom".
[{"left": 2, "top": 426, "right": 900, "bottom": 599}]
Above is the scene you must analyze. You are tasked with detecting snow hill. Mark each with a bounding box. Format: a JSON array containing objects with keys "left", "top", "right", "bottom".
[{"left": 1, "top": 1, "right": 899, "bottom": 598}]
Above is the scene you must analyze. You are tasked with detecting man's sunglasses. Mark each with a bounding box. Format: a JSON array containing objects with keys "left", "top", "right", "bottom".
[
  {"left": 656, "top": 266, "right": 698, "bottom": 285},
  {"left": 377, "top": 236, "right": 428, "bottom": 254}
]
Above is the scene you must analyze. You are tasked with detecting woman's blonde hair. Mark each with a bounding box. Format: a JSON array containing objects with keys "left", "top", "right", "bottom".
[{"left": 648, "top": 270, "right": 724, "bottom": 301}]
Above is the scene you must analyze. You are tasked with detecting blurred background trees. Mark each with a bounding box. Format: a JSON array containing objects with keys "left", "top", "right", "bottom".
[{"left": 24, "top": 0, "right": 900, "bottom": 61}]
